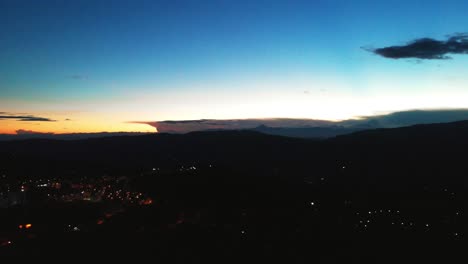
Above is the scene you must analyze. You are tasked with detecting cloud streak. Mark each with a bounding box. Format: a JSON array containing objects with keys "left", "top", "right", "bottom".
[
  {"left": 367, "top": 33, "right": 468, "bottom": 60},
  {"left": 15, "top": 129, "right": 54, "bottom": 135},
  {"left": 0, "top": 112, "right": 56, "bottom": 122},
  {"left": 133, "top": 110, "right": 468, "bottom": 134},
  {"left": 132, "top": 119, "right": 338, "bottom": 133}
]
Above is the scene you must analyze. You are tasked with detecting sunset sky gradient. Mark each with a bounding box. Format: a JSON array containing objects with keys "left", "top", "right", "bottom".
[{"left": 1, "top": 0, "right": 468, "bottom": 134}]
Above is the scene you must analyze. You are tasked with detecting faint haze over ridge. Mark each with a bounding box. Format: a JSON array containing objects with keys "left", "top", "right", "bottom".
[
  {"left": 3, "top": 109, "right": 468, "bottom": 140},
  {"left": 135, "top": 109, "right": 468, "bottom": 136}
]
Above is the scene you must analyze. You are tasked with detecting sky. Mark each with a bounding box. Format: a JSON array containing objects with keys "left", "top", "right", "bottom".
[{"left": 1, "top": 0, "right": 468, "bottom": 134}]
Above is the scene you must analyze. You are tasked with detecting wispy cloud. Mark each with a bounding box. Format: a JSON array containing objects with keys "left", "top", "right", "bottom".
[
  {"left": 67, "top": 74, "right": 88, "bottom": 80},
  {"left": 366, "top": 33, "right": 468, "bottom": 60},
  {"left": 0, "top": 112, "right": 56, "bottom": 122}
]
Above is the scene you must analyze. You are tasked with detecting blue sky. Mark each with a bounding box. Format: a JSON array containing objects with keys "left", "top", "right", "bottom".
[{"left": 1, "top": 0, "right": 468, "bottom": 133}]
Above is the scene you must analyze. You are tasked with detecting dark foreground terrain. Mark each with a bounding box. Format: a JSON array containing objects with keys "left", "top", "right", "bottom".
[{"left": 0, "top": 121, "right": 467, "bottom": 262}]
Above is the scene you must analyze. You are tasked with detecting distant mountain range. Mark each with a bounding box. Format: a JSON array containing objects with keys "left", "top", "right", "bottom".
[
  {"left": 1, "top": 120, "right": 468, "bottom": 191},
  {"left": 139, "top": 109, "right": 468, "bottom": 138},
  {"left": 247, "top": 109, "right": 468, "bottom": 138},
  {"left": 250, "top": 124, "right": 362, "bottom": 138},
  {"left": 2, "top": 109, "right": 468, "bottom": 140}
]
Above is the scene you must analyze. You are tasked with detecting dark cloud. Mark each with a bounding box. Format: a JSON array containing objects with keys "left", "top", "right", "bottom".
[
  {"left": 162, "top": 120, "right": 213, "bottom": 124},
  {"left": 18, "top": 117, "right": 56, "bottom": 122},
  {"left": 351, "top": 109, "right": 468, "bottom": 128},
  {"left": 367, "top": 33, "right": 468, "bottom": 60},
  {"left": 132, "top": 119, "right": 336, "bottom": 134},
  {"left": 0, "top": 112, "right": 56, "bottom": 122},
  {"left": 15, "top": 129, "right": 54, "bottom": 135}
]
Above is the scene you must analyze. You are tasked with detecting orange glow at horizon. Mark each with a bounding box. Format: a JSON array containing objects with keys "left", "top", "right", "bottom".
[
  {"left": 0, "top": 112, "right": 157, "bottom": 134},
  {"left": 3, "top": 75, "right": 468, "bottom": 135}
]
